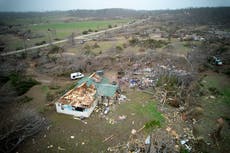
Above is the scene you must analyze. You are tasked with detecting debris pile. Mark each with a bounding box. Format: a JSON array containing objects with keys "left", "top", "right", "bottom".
[
  {"left": 124, "top": 129, "right": 178, "bottom": 153},
  {"left": 118, "top": 64, "right": 193, "bottom": 91}
]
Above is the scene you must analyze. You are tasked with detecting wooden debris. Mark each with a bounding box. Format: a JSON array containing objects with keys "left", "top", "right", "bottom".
[
  {"left": 137, "top": 125, "right": 145, "bottom": 133},
  {"left": 58, "top": 146, "right": 65, "bottom": 151},
  {"left": 107, "top": 144, "right": 126, "bottom": 152},
  {"left": 45, "top": 103, "right": 54, "bottom": 106},
  {"left": 103, "top": 134, "right": 114, "bottom": 142},
  {"left": 73, "top": 116, "right": 87, "bottom": 124}
]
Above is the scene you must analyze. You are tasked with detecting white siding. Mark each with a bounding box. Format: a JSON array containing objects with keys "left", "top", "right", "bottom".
[{"left": 55, "top": 100, "right": 98, "bottom": 118}]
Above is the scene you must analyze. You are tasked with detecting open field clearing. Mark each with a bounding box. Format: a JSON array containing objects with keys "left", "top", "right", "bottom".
[
  {"left": 0, "top": 19, "right": 129, "bottom": 51},
  {"left": 30, "top": 19, "right": 129, "bottom": 37}
]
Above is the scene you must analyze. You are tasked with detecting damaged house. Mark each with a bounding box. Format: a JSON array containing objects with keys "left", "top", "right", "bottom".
[{"left": 55, "top": 72, "right": 118, "bottom": 117}]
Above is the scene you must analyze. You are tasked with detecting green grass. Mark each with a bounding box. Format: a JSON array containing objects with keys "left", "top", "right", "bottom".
[
  {"left": 203, "top": 74, "right": 230, "bottom": 104},
  {"left": 30, "top": 19, "right": 129, "bottom": 38},
  {"left": 83, "top": 39, "right": 127, "bottom": 54},
  {"left": 0, "top": 33, "right": 50, "bottom": 51},
  {"left": 115, "top": 91, "right": 164, "bottom": 124},
  {"left": 180, "top": 147, "right": 190, "bottom": 153},
  {"left": 2, "top": 19, "right": 129, "bottom": 51},
  {"left": 144, "top": 120, "right": 161, "bottom": 130},
  {"left": 116, "top": 99, "right": 164, "bottom": 133},
  {"left": 170, "top": 41, "right": 190, "bottom": 54},
  {"left": 41, "top": 85, "right": 49, "bottom": 93},
  {"left": 136, "top": 102, "right": 164, "bottom": 121},
  {"left": 0, "top": 34, "right": 24, "bottom": 50},
  {"left": 125, "top": 91, "right": 164, "bottom": 119}
]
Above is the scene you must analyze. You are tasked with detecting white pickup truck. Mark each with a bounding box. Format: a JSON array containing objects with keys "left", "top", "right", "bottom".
[{"left": 70, "top": 72, "right": 84, "bottom": 80}]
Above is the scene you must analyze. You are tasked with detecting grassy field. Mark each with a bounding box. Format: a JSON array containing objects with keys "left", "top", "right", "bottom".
[
  {"left": 202, "top": 73, "right": 230, "bottom": 104},
  {"left": 1, "top": 19, "right": 129, "bottom": 51},
  {"left": 29, "top": 19, "right": 129, "bottom": 38},
  {"left": 0, "top": 34, "right": 50, "bottom": 51},
  {"left": 0, "top": 34, "right": 24, "bottom": 50},
  {"left": 82, "top": 38, "right": 127, "bottom": 54}
]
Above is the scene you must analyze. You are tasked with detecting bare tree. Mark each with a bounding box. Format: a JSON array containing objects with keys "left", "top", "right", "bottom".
[
  {"left": 70, "top": 32, "right": 75, "bottom": 46},
  {"left": 0, "top": 109, "right": 46, "bottom": 153}
]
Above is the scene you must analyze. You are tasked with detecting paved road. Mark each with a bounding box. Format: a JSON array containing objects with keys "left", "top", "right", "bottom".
[{"left": 0, "top": 19, "right": 145, "bottom": 56}]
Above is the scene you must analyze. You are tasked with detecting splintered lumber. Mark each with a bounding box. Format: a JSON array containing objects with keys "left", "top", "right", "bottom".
[
  {"left": 137, "top": 125, "right": 145, "bottom": 133},
  {"left": 103, "top": 134, "right": 114, "bottom": 142},
  {"left": 141, "top": 90, "right": 154, "bottom": 95},
  {"left": 108, "top": 144, "right": 126, "bottom": 150}
]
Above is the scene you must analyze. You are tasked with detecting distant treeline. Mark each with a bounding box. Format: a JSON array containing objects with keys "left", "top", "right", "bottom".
[
  {"left": 0, "top": 7, "right": 230, "bottom": 25},
  {"left": 155, "top": 7, "right": 230, "bottom": 26}
]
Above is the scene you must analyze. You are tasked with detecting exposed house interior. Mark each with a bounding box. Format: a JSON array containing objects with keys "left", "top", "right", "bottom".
[{"left": 56, "top": 72, "right": 118, "bottom": 117}]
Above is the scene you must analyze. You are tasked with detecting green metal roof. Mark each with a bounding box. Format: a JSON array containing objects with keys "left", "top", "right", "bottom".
[
  {"left": 76, "top": 77, "right": 91, "bottom": 87},
  {"left": 97, "top": 84, "right": 118, "bottom": 97},
  {"left": 76, "top": 75, "right": 117, "bottom": 97}
]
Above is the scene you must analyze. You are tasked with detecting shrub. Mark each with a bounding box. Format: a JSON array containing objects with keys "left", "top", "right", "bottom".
[
  {"left": 84, "top": 44, "right": 91, "bottom": 50},
  {"left": 54, "top": 38, "right": 61, "bottom": 41},
  {"left": 16, "top": 47, "right": 23, "bottom": 50},
  {"left": 180, "top": 147, "right": 190, "bottom": 153},
  {"left": 9, "top": 73, "right": 40, "bottom": 96},
  {"left": 19, "top": 52, "right": 27, "bottom": 59},
  {"left": 46, "top": 92, "right": 56, "bottom": 102},
  {"left": 129, "top": 37, "right": 139, "bottom": 46},
  {"left": 93, "top": 42, "right": 100, "bottom": 48},
  {"left": 116, "top": 45, "right": 123, "bottom": 51},
  {"left": 122, "top": 43, "right": 127, "bottom": 48},
  {"left": 49, "top": 45, "right": 60, "bottom": 54},
  {"left": 143, "top": 39, "right": 168, "bottom": 49},
  {"left": 88, "top": 29, "right": 93, "bottom": 32},
  {"left": 82, "top": 31, "right": 88, "bottom": 35},
  {"left": 223, "top": 69, "right": 230, "bottom": 76},
  {"left": 144, "top": 120, "right": 161, "bottom": 130},
  {"left": 108, "top": 24, "right": 112, "bottom": 28},
  {"left": 139, "top": 48, "right": 145, "bottom": 52},
  {"left": 129, "top": 38, "right": 168, "bottom": 49},
  {"left": 84, "top": 50, "right": 96, "bottom": 56},
  {"left": 16, "top": 95, "right": 33, "bottom": 103},
  {"left": 35, "top": 40, "right": 46, "bottom": 46},
  {"left": 208, "top": 87, "right": 222, "bottom": 95}
]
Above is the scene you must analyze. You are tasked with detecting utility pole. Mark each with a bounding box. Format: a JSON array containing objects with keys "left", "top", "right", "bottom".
[
  {"left": 23, "top": 32, "right": 27, "bottom": 51},
  {"left": 71, "top": 32, "right": 75, "bottom": 46},
  {"left": 48, "top": 28, "right": 52, "bottom": 45}
]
